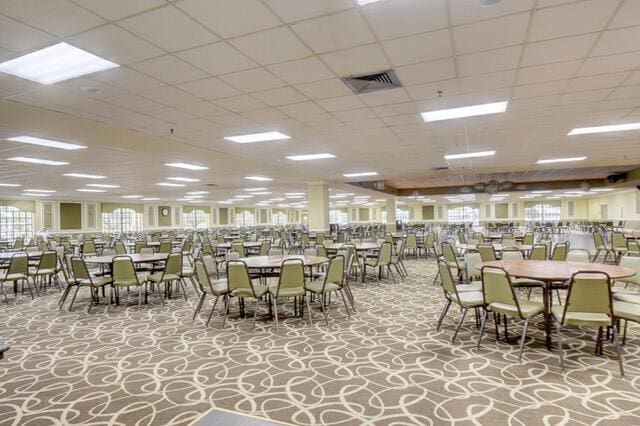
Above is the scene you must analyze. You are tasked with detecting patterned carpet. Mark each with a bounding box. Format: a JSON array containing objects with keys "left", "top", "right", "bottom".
[{"left": 1, "top": 258, "right": 640, "bottom": 425}]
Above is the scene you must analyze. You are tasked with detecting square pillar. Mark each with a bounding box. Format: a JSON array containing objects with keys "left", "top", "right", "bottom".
[
  {"left": 307, "top": 182, "right": 329, "bottom": 232},
  {"left": 386, "top": 198, "right": 396, "bottom": 232}
]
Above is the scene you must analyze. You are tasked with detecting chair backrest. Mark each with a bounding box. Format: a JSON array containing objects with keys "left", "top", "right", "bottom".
[
  {"left": 83, "top": 241, "right": 96, "bottom": 255},
  {"left": 202, "top": 254, "right": 218, "bottom": 276},
  {"left": 159, "top": 241, "right": 172, "bottom": 253},
  {"left": 441, "top": 241, "right": 458, "bottom": 265},
  {"left": 7, "top": 252, "right": 28, "bottom": 275},
  {"left": 322, "top": 255, "right": 344, "bottom": 291},
  {"left": 274, "top": 259, "right": 305, "bottom": 297},
  {"left": 258, "top": 240, "right": 271, "bottom": 256},
  {"left": 163, "top": 253, "right": 182, "bottom": 276},
  {"left": 406, "top": 234, "right": 417, "bottom": 249},
  {"left": 472, "top": 232, "right": 484, "bottom": 243},
  {"left": 268, "top": 248, "right": 283, "bottom": 256},
  {"left": 559, "top": 272, "right": 613, "bottom": 325},
  {"left": 304, "top": 247, "right": 317, "bottom": 256},
  {"left": 481, "top": 266, "right": 522, "bottom": 317},
  {"left": 112, "top": 256, "right": 138, "bottom": 284},
  {"left": 522, "top": 232, "right": 534, "bottom": 246},
  {"left": 38, "top": 251, "right": 58, "bottom": 270},
  {"left": 226, "top": 251, "right": 240, "bottom": 262},
  {"left": 618, "top": 255, "right": 640, "bottom": 286},
  {"left": 550, "top": 242, "right": 569, "bottom": 261},
  {"left": 140, "top": 247, "right": 154, "bottom": 255},
  {"left": 612, "top": 232, "right": 627, "bottom": 250},
  {"left": 477, "top": 244, "right": 496, "bottom": 262},
  {"left": 378, "top": 242, "right": 392, "bottom": 265},
  {"left": 316, "top": 244, "right": 327, "bottom": 258},
  {"left": 501, "top": 250, "right": 523, "bottom": 261},
  {"left": 301, "top": 234, "right": 310, "bottom": 245},
  {"left": 337, "top": 249, "right": 353, "bottom": 273},
  {"left": 114, "top": 241, "right": 127, "bottom": 255},
  {"left": 438, "top": 261, "right": 459, "bottom": 301},
  {"left": 529, "top": 244, "right": 548, "bottom": 260},
  {"left": 457, "top": 232, "right": 467, "bottom": 244},
  {"left": 566, "top": 249, "right": 591, "bottom": 263},
  {"left": 134, "top": 240, "right": 145, "bottom": 253},
  {"left": 316, "top": 233, "right": 325, "bottom": 245},
  {"left": 464, "top": 252, "right": 483, "bottom": 281},
  {"left": 70, "top": 256, "right": 90, "bottom": 281},
  {"left": 202, "top": 243, "right": 214, "bottom": 256},
  {"left": 231, "top": 242, "right": 245, "bottom": 257},
  {"left": 226, "top": 260, "right": 256, "bottom": 295},
  {"left": 13, "top": 238, "right": 24, "bottom": 249},
  {"left": 425, "top": 232, "right": 436, "bottom": 247},
  {"left": 182, "top": 239, "right": 192, "bottom": 252},
  {"left": 593, "top": 232, "right": 606, "bottom": 250}
]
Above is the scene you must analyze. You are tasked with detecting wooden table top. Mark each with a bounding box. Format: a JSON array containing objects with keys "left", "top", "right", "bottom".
[
  {"left": 478, "top": 259, "right": 636, "bottom": 282},
  {"left": 458, "top": 243, "right": 532, "bottom": 252},
  {"left": 85, "top": 253, "right": 169, "bottom": 264},
  {"left": 237, "top": 255, "right": 329, "bottom": 269},
  {"left": 124, "top": 241, "right": 181, "bottom": 246},
  {"left": 323, "top": 242, "right": 380, "bottom": 251},
  {"left": 215, "top": 242, "right": 263, "bottom": 249},
  {"left": 0, "top": 251, "right": 42, "bottom": 260},
  {"left": 624, "top": 233, "right": 640, "bottom": 239}
]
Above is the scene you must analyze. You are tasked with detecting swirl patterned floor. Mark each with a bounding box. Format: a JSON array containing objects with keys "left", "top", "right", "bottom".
[{"left": 1, "top": 259, "right": 639, "bottom": 425}]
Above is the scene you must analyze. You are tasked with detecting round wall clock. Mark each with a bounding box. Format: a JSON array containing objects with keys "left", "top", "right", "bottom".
[{"left": 161, "top": 208, "right": 169, "bottom": 216}]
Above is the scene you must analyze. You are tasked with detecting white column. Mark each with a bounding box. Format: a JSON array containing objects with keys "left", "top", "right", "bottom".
[
  {"left": 386, "top": 198, "right": 396, "bottom": 232},
  {"left": 307, "top": 182, "right": 330, "bottom": 232}
]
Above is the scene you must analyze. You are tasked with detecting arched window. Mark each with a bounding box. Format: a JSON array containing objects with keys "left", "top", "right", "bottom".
[
  {"left": 271, "top": 209, "right": 287, "bottom": 226},
  {"left": 235, "top": 208, "right": 255, "bottom": 227},
  {"left": 396, "top": 207, "right": 409, "bottom": 222},
  {"left": 329, "top": 208, "right": 348, "bottom": 225},
  {"left": 102, "top": 208, "right": 143, "bottom": 233},
  {"left": 183, "top": 209, "right": 209, "bottom": 229},
  {"left": 447, "top": 206, "right": 479, "bottom": 225},
  {"left": 525, "top": 203, "right": 561, "bottom": 222},
  {"left": 0, "top": 205, "right": 34, "bottom": 240}
]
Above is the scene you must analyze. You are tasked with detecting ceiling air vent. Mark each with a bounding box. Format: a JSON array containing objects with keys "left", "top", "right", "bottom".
[
  {"left": 432, "top": 166, "right": 449, "bottom": 171},
  {"left": 342, "top": 70, "right": 401, "bottom": 94},
  {"left": 204, "top": 183, "right": 217, "bottom": 187}
]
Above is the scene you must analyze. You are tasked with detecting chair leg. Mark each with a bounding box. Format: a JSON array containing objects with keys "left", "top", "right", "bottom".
[
  {"left": 320, "top": 294, "right": 329, "bottom": 325},
  {"left": 452, "top": 308, "right": 468, "bottom": 343},
  {"left": 193, "top": 292, "right": 206, "bottom": 321},
  {"left": 69, "top": 286, "right": 80, "bottom": 310},
  {"left": 221, "top": 295, "right": 230, "bottom": 329},
  {"left": 305, "top": 294, "right": 313, "bottom": 326},
  {"left": 138, "top": 284, "right": 144, "bottom": 310},
  {"left": 518, "top": 317, "right": 531, "bottom": 363},
  {"left": 612, "top": 324, "right": 625, "bottom": 378},
  {"left": 86, "top": 287, "right": 95, "bottom": 313},
  {"left": 555, "top": 320, "right": 564, "bottom": 372},
  {"left": 273, "top": 298, "right": 279, "bottom": 332},
  {"left": 0, "top": 283, "right": 8, "bottom": 304},
  {"left": 339, "top": 290, "right": 350, "bottom": 319},
  {"left": 436, "top": 299, "right": 452, "bottom": 331},
  {"left": 476, "top": 310, "right": 489, "bottom": 350},
  {"left": 25, "top": 279, "right": 34, "bottom": 300},
  {"left": 251, "top": 298, "right": 261, "bottom": 332},
  {"left": 107, "top": 286, "right": 112, "bottom": 313},
  {"left": 206, "top": 295, "right": 220, "bottom": 327},
  {"left": 156, "top": 283, "right": 165, "bottom": 306}
]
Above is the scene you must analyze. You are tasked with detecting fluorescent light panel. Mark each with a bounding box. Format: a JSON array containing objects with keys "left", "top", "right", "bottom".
[
  {"left": 77, "top": 188, "right": 106, "bottom": 193},
  {"left": 421, "top": 101, "right": 507, "bottom": 123},
  {"left": 156, "top": 182, "right": 186, "bottom": 187},
  {"left": 0, "top": 183, "right": 21, "bottom": 187},
  {"left": 64, "top": 173, "right": 106, "bottom": 179},
  {"left": 186, "top": 191, "right": 209, "bottom": 195},
  {"left": 592, "top": 188, "right": 614, "bottom": 192},
  {"left": 224, "top": 131, "right": 290, "bottom": 143},
  {"left": 445, "top": 151, "right": 495, "bottom": 160},
  {"left": 141, "top": 197, "right": 159, "bottom": 201},
  {"left": 244, "top": 176, "right": 273, "bottom": 181},
  {"left": 164, "top": 162, "right": 208, "bottom": 170},
  {"left": 8, "top": 157, "right": 68, "bottom": 165},
  {"left": 121, "top": 195, "right": 143, "bottom": 199},
  {"left": 7, "top": 136, "right": 86, "bottom": 150},
  {"left": 343, "top": 172, "right": 378, "bottom": 177},
  {"left": 568, "top": 123, "right": 640, "bottom": 136},
  {"left": 86, "top": 184, "right": 119, "bottom": 188},
  {"left": 0, "top": 42, "right": 118, "bottom": 85},
  {"left": 24, "top": 189, "right": 55, "bottom": 193},
  {"left": 24, "top": 193, "right": 50, "bottom": 197},
  {"left": 167, "top": 177, "right": 199, "bottom": 182},
  {"left": 286, "top": 153, "right": 335, "bottom": 161},
  {"left": 537, "top": 156, "right": 586, "bottom": 164},
  {"left": 243, "top": 188, "right": 267, "bottom": 191}
]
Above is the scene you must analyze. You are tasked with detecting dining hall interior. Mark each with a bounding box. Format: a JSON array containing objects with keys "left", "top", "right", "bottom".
[{"left": 1, "top": 0, "right": 640, "bottom": 424}]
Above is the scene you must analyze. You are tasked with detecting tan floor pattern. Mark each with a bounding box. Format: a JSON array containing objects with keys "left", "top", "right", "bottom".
[{"left": 1, "top": 259, "right": 640, "bottom": 425}]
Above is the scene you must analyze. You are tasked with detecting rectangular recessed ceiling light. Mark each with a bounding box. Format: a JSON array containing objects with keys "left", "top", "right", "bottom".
[
  {"left": 270, "top": 198, "right": 285, "bottom": 201},
  {"left": 234, "top": 195, "right": 253, "bottom": 198},
  {"left": 141, "top": 197, "right": 160, "bottom": 201},
  {"left": 537, "top": 156, "right": 586, "bottom": 164},
  {"left": 0, "top": 42, "right": 118, "bottom": 85},
  {"left": 7, "top": 157, "right": 68, "bottom": 166},
  {"left": 444, "top": 151, "right": 495, "bottom": 160},
  {"left": 224, "top": 131, "right": 290, "bottom": 143},
  {"left": 592, "top": 188, "right": 614, "bottom": 192},
  {"left": 286, "top": 153, "right": 335, "bottom": 161},
  {"left": 24, "top": 189, "right": 55, "bottom": 193},
  {"left": 86, "top": 183, "right": 119, "bottom": 188},
  {"left": 251, "top": 192, "right": 272, "bottom": 195},
  {"left": 286, "top": 195, "right": 304, "bottom": 199},
  {"left": 568, "top": 123, "right": 640, "bottom": 135},
  {"left": 186, "top": 191, "right": 209, "bottom": 195},
  {"left": 285, "top": 193, "right": 304, "bottom": 196},
  {"left": 164, "top": 162, "right": 208, "bottom": 170},
  {"left": 421, "top": 101, "right": 507, "bottom": 123},
  {"left": 243, "top": 188, "right": 267, "bottom": 191},
  {"left": 24, "top": 193, "right": 51, "bottom": 197},
  {"left": 531, "top": 190, "right": 552, "bottom": 194},
  {"left": 156, "top": 182, "right": 186, "bottom": 187},
  {"left": 357, "top": 0, "right": 383, "bottom": 4},
  {"left": 343, "top": 172, "right": 378, "bottom": 177},
  {"left": 63, "top": 173, "right": 106, "bottom": 179},
  {"left": 77, "top": 188, "right": 106, "bottom": 193},
  {"left": 184, "top": 195, "right": 204, "bottom": 199},
  {"left": 244, "top": 176, "right": 273, "bottom": 181},
  {"left": 0, "top": 183, "right": 21, "bottom": 187},
  {"left": 7, "top": 136, "right": 86, "bottom": 150},
  {"left": 121, "top": 195, "right": 143, "bottom": 199},
  {"left": 167, "top": 177, "right": 200, "bottom": 182}
]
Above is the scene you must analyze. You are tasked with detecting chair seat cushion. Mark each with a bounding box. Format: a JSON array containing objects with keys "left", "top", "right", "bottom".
[
  {"left": 490, "top": 299, "right": 544, "bottom": 318},
  {"left": 305, "top": 281, "right": 339, "bottom": 294},
  {"left": 28, "top": 268, "right": 55, "bottom": 276},
  {"left": 613, "top": 292, "right": 640, "bottom": 304},
  {"left": 614, "top": 301, "right": 640, "bottom": 322},
  {"left": 182, "top": 267, "right": 194, "bottom": 277},
  {"left": 551, "top": 305, "right": 611, "bottom": 327},
  {"left": 364, "top": 259, "right": 378, "bottom": 267},
  {"left": 511, "top": 277, "right": 545, "bottom": 287},
  {"left": 231, "top": 285, "right": 268, "bottom": 299},
  {"left": 454, "top": 291, "right": 483, "bottom": 308},
  {"left": 0, "top": 272, "right": 26, "bottom": 281},
  {"left": 456, "top": 281, "right": 482, "bottom": 292},
  {"left": 114, "top": 272, "right": 148, "bottom": 287},
  {"left": 148, "top": 272, "right": 180, "bottom": 283},
  {"left": 209, "top": 279, "right": 229, "bottom": 296},
  {"left": 269, "top": 285, "right": 305, "bottom": 298},
  {"left": 79, "top": 276, "right": 113, "bottom": 287}
]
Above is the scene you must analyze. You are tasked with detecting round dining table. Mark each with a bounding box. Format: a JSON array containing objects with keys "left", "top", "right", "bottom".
[
  {"left": 0, "top": 251, "right": 42, "bottom": 262},
  {"left": 238, "top": 255, "right": 328, "bottom": 269},
  {"left": 215, "top": 241, "right": 263, "bottom": 250},
  {"left": 458, "top": 243, "right": 532, "bottom": 252},
  {"left": 478, "top": 259, "right": 636, "bottom": 349},
  {"left": 85, "top": 253, "right": 169, "bottom": 265},
  {"left": 323, "top": 242, "right": 380, "bottom": 252}
]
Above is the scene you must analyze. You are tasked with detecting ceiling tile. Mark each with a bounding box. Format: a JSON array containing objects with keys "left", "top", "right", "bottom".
[
  {"left": 297, "top": 113, "right": 341, "bottom": 126},
  {"left": 608, "top": 84, "right": 640, "bottom": 100},
  {"left": 111, "top": 112, "right": 166, "bottom": 128},
  {"left": 320, "top": 44, "right": 391, "bottom": 77},
  {"left": 212, "top": 94, "right": 267, "bottom": 112},
  {"left": 362, "top": 0, "right": 448, "bottom": 40},
  {"left": 516, "top": 60, "right": 582, "bottom": 85},
  {"left": 136, "top": 85, "right": 201, "bottom": 106},
  {"left": 449, "top": 0, "right": 534, "bottom": 25},
  {"left": 564, "top": 72, "right": 630, "bottom": 92},
  {"left": 119, "top": 5, "right": 218, "bottom": 52},
  {"left": 146, "top": 107, "right": 195, "bottom": 122},
  {"left": 263, "top": 0, "right": 354, "bottom": 23},
  {"left": 68, "top": 24, "right": 164, "bottom": 65},
  {"left": 277, "top": 101, "right": 326, "bottom": 117},
  {"left": 294, "top": 78, "right": 353, "bottom": 99},
  {"left": 73, "top": 99, "right": 133, "bottom": 117},
  {"left": 359, "top": 88, "right": 411, "bottom": 107},
  {"left": 71, "top": 0, "right": 165, "bottom": 20},
  {"left": 251, "top": 87, "right": 307, "bottom": 106},
  {"left": 176, "top": 42, "right": 257, "bottom": 76},
  {"left": 459, "top": 70, "right": 517, "bottom": 93},
  {"left": 0, "top": 14, "right": 56, "bottom": 52},
  {"left": 229, "top": 27, "right": 312, "bottom": 66},
  {"left": 453, "top": 12, "right": 530, "bottom": 55},
  {"left": 55, "top": 78, "right": 127, "bottom": 100},
  {"left": 332, "top": 108, "right": 377, "bottom": 122},
  {"left": 317, "top": 95, "right": 366, "bottom": 112},
  {"left": 527, "top": 0, "right": 620, "bottom": 41},
  {"left": 608, "top": 0, "right": 640, "bottom": 28},
  {"left": 176, "top": 0, "right": 282, "bottom": 38},
  {"left": 577, "top": 51, "right": 640, "bottom": 77},
  {"left": 105, "top": 93, "right": 165, "bottom": 112},
  {"left": 177, "top": 77, "right": 241, "bottom": 100},
  {"left": 511, "top": 80, "right": 569, "bottom": 99},
  {"left": 382, "top": 29, "right": 452, "bottom": 67},
  {"left": 0, "top": 0, "right": 105, "bottom": 38},
  {"left": 291, "top": 9, "right": 376, "bottom": 54},
  {"left": 219, "top": 67, "right": 286, "bottom": 92},
  {"left": 457, "top": 46, "right": 522, "bottom": 77},
  {"left": 556, "top": 88, "right": 611, "bottom": 105},
  {"left": 623, "top": 70, "right": 640, "bottom": 86},
  {"left": 520, "top": 33, "right": 598, "bottom": 66},
  {"left": 266, "top": 57, "right": 335, "bottom": 85},
  {"left": 240, "top": 107, "right": 288, "bottom": 122},
  {"left": 175, "top": 101, "right": 230, "bottom": 117},
  {"left": 405, "top": 79, "right": 460, "bottom": 101},
  {"left": 91, "top": 67, "right": 164, "bottom": 93},
  {"left": 395, "top": 58, "right": 456, "bottom": 86},
  {"left": 130, "top": 55, "right": 209, "bottom": 84},
  {"left": 591, "top": 26, "right": 640, "bottom": 56}
]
